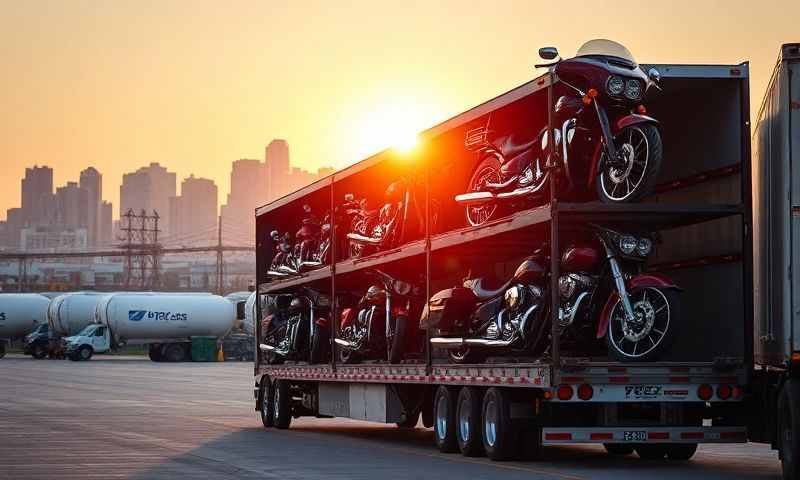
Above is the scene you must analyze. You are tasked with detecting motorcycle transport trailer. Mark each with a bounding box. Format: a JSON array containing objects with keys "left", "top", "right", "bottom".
[{"left": 253, "top": 53, "right": 752, "bottom": 461}]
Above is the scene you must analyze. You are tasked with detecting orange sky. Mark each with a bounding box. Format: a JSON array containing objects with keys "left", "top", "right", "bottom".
[{"left": 1, "top": 0, "right": 797, "bottom": 220}]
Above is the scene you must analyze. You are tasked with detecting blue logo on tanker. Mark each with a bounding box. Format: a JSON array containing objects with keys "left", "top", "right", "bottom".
[{"left": 128, "top": 310, "right": 188, "bottom": 322}]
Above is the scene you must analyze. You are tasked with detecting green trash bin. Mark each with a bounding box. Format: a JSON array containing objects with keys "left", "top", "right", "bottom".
[{"left": 191, "top": 336, "right": 218, "bottom": 362}]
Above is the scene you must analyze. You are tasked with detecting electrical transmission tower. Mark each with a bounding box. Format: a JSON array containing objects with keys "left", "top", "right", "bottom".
[{"left": 119, "top": 209, "right": 161, "bottom": 289}]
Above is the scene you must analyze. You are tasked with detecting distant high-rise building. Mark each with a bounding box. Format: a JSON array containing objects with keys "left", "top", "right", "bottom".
[
  {"left": 21, "top": 165, "right": 54, "bottom": 226},
  {"left": 169, "top": 175, "right": 218, "bottom": 245},
  {"left": 265, "top": 139, "right": 289, "bottom": 200},
  {"left": 220, "top": 159, "right": 265, "bottom": 243},
  {"left": 99, "top": 201, "right": 113, "bottom": 247},
  {"left": 119, "top": 163, "right": 176, "bottom": 238},
  {"left": 79, "top": 167, "right": 102, "bottom": 246},
  {"left": 55, "top": 181, "right": 87, "bottom": 229},
  {"left": 5, "top": 208, "right": 23, "bottom": 248}
]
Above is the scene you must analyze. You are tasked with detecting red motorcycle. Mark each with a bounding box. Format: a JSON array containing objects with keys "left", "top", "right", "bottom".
[
  {"left": 456, "top": 39, "right": 664, "bottom": 226},
  {"left": 424, "top": 224, "right": 680, "bottom": 363}
]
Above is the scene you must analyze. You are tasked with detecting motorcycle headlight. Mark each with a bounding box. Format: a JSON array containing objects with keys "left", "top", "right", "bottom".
[
  {"left": 636, "top": 238, "right": 653, "bottom": 257},
  {"left": 607, "top": 76, "right": 625, "bottom": 96},
  {"left": 518, "top": 165, "right": 534, "bottom": 186},
  {"left": 504, "top": 286, "right": 522, "bottom": 310},
  {"left": 393, "top": 280, "right": 412, "bottom": 296},
  {"left": 624, "top": 79, "right": 643, "bottom": 100},
  {"left": 619, "top": 235, "right": 637, "bottom": 255}
]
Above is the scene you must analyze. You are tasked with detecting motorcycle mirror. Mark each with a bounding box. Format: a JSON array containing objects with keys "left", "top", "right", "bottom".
[
  {"left": 270, "top": 230, "right": 280, "bottom": 239},
  {"left": 538, "top": 47, "right": 559, "bottom": 60},
  {"left": 648, "top": 67, "right": 661, "bottom": 83},
  {"left": 344, "top": 193, "right": 354, "bottom": 202},
  {"left": 303, "top": 204, "right": 311, "bottom": 213}
]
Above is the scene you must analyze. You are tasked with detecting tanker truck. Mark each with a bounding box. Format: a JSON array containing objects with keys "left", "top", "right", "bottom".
[
  {"left": 24, "top": 291, "right": 108, "bottom": 359},
  {"left": 0, "top": 293, "right": 51, "bottom": 359},
  {"left": 63, "top": 292, "right": 235, "bottom": 362},
  {"left": 222, "top": 291, "right": 256, "bottom": 361}
]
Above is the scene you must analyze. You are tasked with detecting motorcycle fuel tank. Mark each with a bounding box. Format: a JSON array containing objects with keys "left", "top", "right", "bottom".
[
  {"left": 561, "top": 244, "right": 601, "bottom": 273},
  {"left": 512, "top": 258, "right": 547, "bottom": 283}
]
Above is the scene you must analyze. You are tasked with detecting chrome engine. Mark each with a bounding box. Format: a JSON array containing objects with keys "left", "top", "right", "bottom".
[{"left": 558, "top": 273, "right": 596, "bottom": 328}]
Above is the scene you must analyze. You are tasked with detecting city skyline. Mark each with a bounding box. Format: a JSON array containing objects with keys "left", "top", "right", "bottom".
[{"left": 2, "top": 2, "right": 798, "bottom": 224}]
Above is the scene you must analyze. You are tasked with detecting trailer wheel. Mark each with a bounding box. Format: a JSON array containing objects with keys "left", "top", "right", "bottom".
[
  {"left": 456, "top": 387, "right": 484, "bottom": 457},
  {"left": 164, "top": 343, "right": 186, "bottom": 362},
  {"left": 433, "top": 386, "right": 458, "bottom": 453},
  {"left": 635, "top": 444, "right": 667, "bottom": 460},
  {"left": 272, "top": 379, "right": 292, "bottom": 429},
  {"left": 258, "top": 378, "right": 274, "bottom": 428},
  {"left": 32, "top": 344, "right": 47, "bottom": 359},
  {"left": 77, "top": 345, "right": 93, "bottom": 361},
  {"left": 779, "top": 379, "right": 800, "bottom": 479},
  {"left": 665, "top": 443, "right": 697, "bottom": 460},
  {"left": 482, "top": 387, "right": 516, "bottom": 461},
  {"left": 604, "top": 443, "right": 634, "bottom": 455}
]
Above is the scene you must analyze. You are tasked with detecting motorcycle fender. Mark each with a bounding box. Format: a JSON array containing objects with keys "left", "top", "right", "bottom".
[
  {"left": 586, "top": 114, "right": 660, "bottom": 189},
  {"left": 339, "top": 308, "right": 356, "bottom": 331},
  {"left": 595, "top": 273, "right": 680, "bottom": 339}
]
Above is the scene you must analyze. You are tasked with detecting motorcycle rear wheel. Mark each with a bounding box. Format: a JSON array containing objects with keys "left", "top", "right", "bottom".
[
  {"left": 465, "top": 156, "right": 502, "bottom": 227},
  {"left": 596, "top": 124, "right": 662, "bottom": 203}
]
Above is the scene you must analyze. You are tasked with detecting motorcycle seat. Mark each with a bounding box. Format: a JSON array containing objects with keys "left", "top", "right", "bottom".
[
  {"left": 493, "top": 134, "right": 538, "bottom": 159},
  {"left": 463, "top": 277, "right": 513, "bottom": 301}
]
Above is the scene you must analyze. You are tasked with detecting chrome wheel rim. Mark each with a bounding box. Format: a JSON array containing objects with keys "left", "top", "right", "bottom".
[
  {"left": 609, "top": 287, "right": 670, "bottom": 358},
  {"left": 466, "top": 156, "right": 501, "bottom": 227},
  {"left": 458, "top": 397, "right": 470, "bottom": 443},
  {"left": 273, "top": 384, "right": 280, "bottom": 423},
  {"left": 261, "top": 385, "right": 270, "bottom": 420},
  {"left": 484, "top": 399, "right": 497, "bottom": 447},
  {"left": 600, "top": 127, "right": 649, "bottom": 202},
  {"left": 435, "top": 397, "right": 448, "bottom": 441}
]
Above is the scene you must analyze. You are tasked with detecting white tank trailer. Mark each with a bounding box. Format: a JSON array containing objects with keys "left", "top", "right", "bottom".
[
  {"left": 48, "top": 291, "right": 109, "bottom": 337},
  {"left": 0, "top": 293, "right": 51, "bottom": 358},
  {"left": 243, "top": 291, "right": 256, "bottom": 336},
  {"left": 62, "top": 292, "right": 235, "bottom": 362}
]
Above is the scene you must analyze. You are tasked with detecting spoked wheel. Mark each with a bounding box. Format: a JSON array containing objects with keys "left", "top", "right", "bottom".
[
  {"left": 259, "top": 377, "right": 274, "bottom": 428},
  {"left": 607, "top": 287, "right": 679, "bottom": 362},
  {"left": 597, "top": 125, "right": 662, "bottom": 203},
  {"left": 272, "top": 379, "right": 292, "bottom": 429},
  {"left": 465, "top": 155, "right": 502, "bottom": 227},
  {"left": 456, "top": 387, "right": 484, "bottom": 457},
  {"left": 433, "top": 386, "right": 459, "bottom": 453}
]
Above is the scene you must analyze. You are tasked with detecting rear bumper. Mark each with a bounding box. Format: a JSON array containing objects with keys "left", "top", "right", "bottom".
[{"left": 542, "top": 426, "right": 747, "bottom": 445}]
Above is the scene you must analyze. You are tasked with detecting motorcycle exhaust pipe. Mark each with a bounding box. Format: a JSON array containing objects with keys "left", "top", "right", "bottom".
[
  {"left": 334, "top": 338, "right": 354, "bottom": 348},
  {"left": 346, "top": 232, "right": 384, "bottom": 245},
  {"left": 495, "top": 180, "right": 548, "bottom": 200},
  {"left": 454, "top": 191, "right": 495, "bottom": 206},
  {"left": 429, "top": 337, "right": 515, "bottom": 348},
  {"left": 259, "top": 343, "right": 275, "bottom": 351},
  {"left": 267, "top": 270, "right": 288, "bottom": 277}
]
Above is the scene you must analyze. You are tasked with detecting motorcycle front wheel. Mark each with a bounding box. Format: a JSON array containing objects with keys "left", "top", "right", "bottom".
[
  {"left": 596, "top": 124, "right": 662, "bottom": 203},
  {"left": 606, "top": 287, "right": 679, "bottom": 362}
]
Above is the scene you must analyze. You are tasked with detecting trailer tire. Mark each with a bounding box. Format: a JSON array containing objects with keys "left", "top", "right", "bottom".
[
  {"left": 32, "top": 344, "right": 47, "bottom": 359},
  {"left": 272, "top": 379, "right": 292, "bottom": 429},
  {"left": 434, "top": 386, "right": 459, "bottom": 453},
  {"left": 164, "top": 343, "right": 186, "bottom": 362},
  {"left": 456, "top": 387, "right": 484, "bottom": 457},
  {"left": 604, "top": 443, "right": 634, "bottom": 455},
  {"left": 482, "top": 387, "right": 515, "bottom": 461},
  {"left": 665, "top": 443, "right": 697, "bottom": 461},
  {"left": 258, "top": 378, "right": 274, "bottom": 428},
  {"left": 779, "top": 379, "right": 800, "bottom": 479},
  {"left": 635, "top": 444, "right": 667, "bottom": 460}
]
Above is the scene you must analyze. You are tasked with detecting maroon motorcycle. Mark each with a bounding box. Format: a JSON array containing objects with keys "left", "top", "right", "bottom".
[
  {"left": 456, "top": 39, "right": 664, "bottom": 226},
  {"left": 424, "top": 224, "right": 680, "bottom": 363}
]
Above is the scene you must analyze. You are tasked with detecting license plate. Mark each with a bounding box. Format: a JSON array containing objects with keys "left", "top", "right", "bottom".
[
  {"left": 624, "top": 384, "right": 663, "bottom": 399},
  {"left": 623, "top": 431, "right": 647, "bottom": 442}
]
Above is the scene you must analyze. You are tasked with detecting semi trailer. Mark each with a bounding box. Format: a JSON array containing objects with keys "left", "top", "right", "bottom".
[
  {"left": 251, "top": 50, "right": 757, "bottom": 465},
  {"left": 0, "top": 293, "right": 51, "bottom": 359},
  {"left": 63, "top": 292, "right": 235, "bottom": 361}
]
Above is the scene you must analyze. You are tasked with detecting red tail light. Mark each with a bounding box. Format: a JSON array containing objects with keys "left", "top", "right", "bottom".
[
  {"left": 697, "top": 384, "right": 713, "bottom": 401},
  {"left": 577, "top": 384, "right": 594, "bottom": 401},
  {"left": 637, "top": 105, "right": 647, "bottom": 114},
  {"left": 717, "top": 384, "right": 732, "bottom": 400},
  {"left": 557, "top": 385, "right": 574, "bottom": 401}
]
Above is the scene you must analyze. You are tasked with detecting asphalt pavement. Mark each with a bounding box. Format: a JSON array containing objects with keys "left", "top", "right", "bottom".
[{"left": 0, "top": 354, "right": 783, "bottom": 479}]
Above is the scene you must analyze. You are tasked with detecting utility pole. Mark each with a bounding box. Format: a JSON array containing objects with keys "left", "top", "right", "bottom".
[
  {"left": 216, "top": 215, "right": 223, "bottom": 295},
  {"left": 121, "top": 209, "right": 134, "bottom": 289}
]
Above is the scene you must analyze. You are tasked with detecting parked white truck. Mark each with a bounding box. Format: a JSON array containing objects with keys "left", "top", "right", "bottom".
[
  {"left": 63, "top": 292, "right": 235, "bottom": 362},
  {"left": 0, "top": 293, "right": 50, "bottom": 358}
]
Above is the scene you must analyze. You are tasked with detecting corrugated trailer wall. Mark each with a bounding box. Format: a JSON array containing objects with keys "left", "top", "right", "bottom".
[{"left": 753, "top": 44, "right": 800, "bottom": 365}]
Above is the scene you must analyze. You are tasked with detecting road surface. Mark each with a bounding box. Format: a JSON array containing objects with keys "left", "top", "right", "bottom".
[{"left": 0, "top": 355, "right": 782, "bottom": 479}]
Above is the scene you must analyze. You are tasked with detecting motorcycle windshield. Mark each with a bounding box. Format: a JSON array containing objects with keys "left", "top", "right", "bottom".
[{"left": 575, "top": 39, "right": 636, "bottom": 65}]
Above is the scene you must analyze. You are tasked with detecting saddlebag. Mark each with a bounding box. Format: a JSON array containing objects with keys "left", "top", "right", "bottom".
[{"left": 419, "top": 287, "right": 475, "bottom": 331}]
